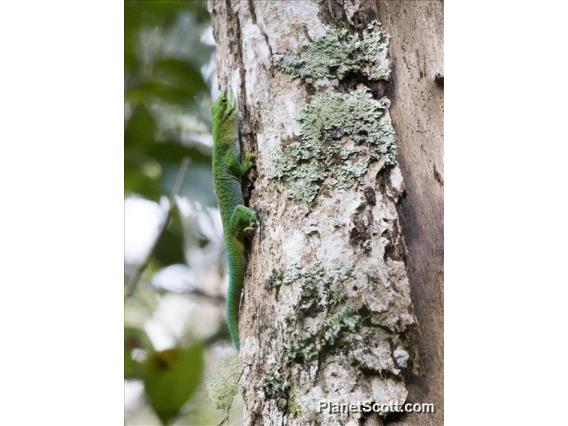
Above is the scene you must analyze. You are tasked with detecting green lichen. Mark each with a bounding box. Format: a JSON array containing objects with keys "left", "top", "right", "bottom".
[
  {"left": 297, "top": 265, "right": 326, "bottom": 315},
  {"left": 322, "top": 306, "right": 360, "bottom": 346},
  {"left": 298, "top": 280, "right": 320, "bottom": 315},
  {"left": 283, "top": 307, "right": 360, "bottom": 364},
  {"left": 270, "top": 88, "right": 396, "bottom": 204},
  {"left": 287, "top": 388, "right": 303, "bottom": 416},
  {"left": 261, "top": 264, "right": 361, "bottom": 406},
  {"left": 284, "top": 332, "right": 319, "bottom": 363},
  {"left": 297, "top": 264, "right": 348, "bottom": 316},
  {"left": 277, "top": 22, "right": 390, "bottom": 81},
  {"left": 277, "top": 263, "right": 358, "bottom": 364},
  {"left": 370, "top": 66, "right": 391, "bottom": 81},
  {"left": 262, "top": 363, "right": 291, "bottom": 405},
  {"left": 266, "top": 269, "right": 284, "bottom": 289},
  {"left": 266, "top": 263, "right": 303, "bottom": 290},
  {"left": 282, "top": 263, "right": 303, "bottom": 284}
]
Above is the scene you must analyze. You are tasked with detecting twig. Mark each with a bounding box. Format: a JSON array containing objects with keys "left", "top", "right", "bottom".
[
  {"left": 165, "top": 285, "right": 225, "bottom": 303},
  {"left": 125, "top": 157, "right": 191, "bottom": 301}
]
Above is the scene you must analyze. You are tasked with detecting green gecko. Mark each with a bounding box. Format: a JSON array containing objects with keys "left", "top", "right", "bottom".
[{"left": 211, "top": 88, "right": 258, "bottom": 350}]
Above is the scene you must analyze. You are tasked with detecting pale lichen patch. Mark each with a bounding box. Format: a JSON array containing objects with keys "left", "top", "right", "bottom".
[
  {"left": 277, "top": 21, "right": 391, "bottom": 82},
  {"left": 297, "top": 264, "right": 348, "bottom": 316},
  {"left": 393, "top": 347, "right": 410, "bottom": 368},
  {"left": 261, "top": 361, "right": 291, "bottom": 404},
  {"left": 269, "top": 89, "right": 396, "bottom": 204},
  {"left": 265, "top": 262, "right": 303, "bottom": 290},
  {"left": 282, "top": 305, "right": 360, "bottom": 365}
]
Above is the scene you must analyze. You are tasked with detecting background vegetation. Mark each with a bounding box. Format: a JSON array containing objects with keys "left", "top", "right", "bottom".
[{"left": 124, "top": 1, "right": 238, "bottom": 424}]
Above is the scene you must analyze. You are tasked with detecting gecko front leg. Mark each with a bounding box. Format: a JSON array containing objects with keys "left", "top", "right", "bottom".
[
  {"left": 226, "top": 150, "right": 256, "bottom": 178},
  {"left": 241, "top": 152, "right": 255, "bottom": 174}
]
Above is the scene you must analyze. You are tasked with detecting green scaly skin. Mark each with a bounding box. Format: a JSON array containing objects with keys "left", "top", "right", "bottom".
[{"left": 211, "top": 88, "right": 258, "bottom": 350}]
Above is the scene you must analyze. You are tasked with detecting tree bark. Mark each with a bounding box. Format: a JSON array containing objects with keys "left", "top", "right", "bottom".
[
  {"left": 376, "top": 3, "right": 444, "bottom": 425},
  {"left": 208, "top": 1, "right": 442, "bottom": 425}
]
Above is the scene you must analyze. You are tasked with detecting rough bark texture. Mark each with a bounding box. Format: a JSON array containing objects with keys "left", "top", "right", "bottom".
[
  {"left": 208, "top": 1, "right": 442, "bottom": 425},
  {"left": 376, "top": 2, "right": 444, "bottom": 425}
]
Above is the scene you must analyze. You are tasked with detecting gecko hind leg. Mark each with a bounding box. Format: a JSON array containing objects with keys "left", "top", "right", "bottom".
[{"left": 230, "top": 205, "right": 259, "bottom": 241}]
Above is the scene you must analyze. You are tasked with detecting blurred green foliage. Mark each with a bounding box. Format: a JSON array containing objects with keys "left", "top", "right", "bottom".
[
  {"left": 125, "top": 0, "right": 214, "bottom": 268},
  {"left": 153, "top": 206, "right": 186, "bottom": 267},
  {"left": 124, "top": 1, "right": 216, "bottom": 424},
  {"left": 125, "top": 0, "right": 213, "bottom": 203},
  {"left": 125, "top": 326, "right": 204, "bottom": 424},
  {"left": 144, "top": 344, "right": 204, "bottom": 424},
  {"left": 125, "top": 326, "right": 154, "bottom": 379}
]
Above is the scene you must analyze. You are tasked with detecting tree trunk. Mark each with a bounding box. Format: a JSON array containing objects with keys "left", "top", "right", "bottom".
[
  {"left": 208, "top": 1, "right": 442, "bottom": 425},
  {"left": 376, "top": 2, "right": 444, "bottom": 425}
]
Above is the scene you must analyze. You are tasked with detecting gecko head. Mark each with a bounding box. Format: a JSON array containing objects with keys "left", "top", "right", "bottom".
[{"left": 212, "top": 88, "right": 237, "bottom": 129}]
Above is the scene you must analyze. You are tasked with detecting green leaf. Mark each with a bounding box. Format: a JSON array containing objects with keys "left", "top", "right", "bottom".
[
  {"left": 143, "top": 344, "right": 204, "bottom": 424},
  {"left": 125, "top": 327, "right": 153, "bottom": 379},
  {"left": 125, "top": 104, "right": 156, "bottom": 148},
  {"left": 153, "top": 205, "right": 185, "bottom": 266},
  {"left": 126, "top": 80, "right": 199, "bottom": 107},
  {"left": 124, "top": 101, "right": 210, "bottom": 200},
  {"left": 146, "top": 142, "right": 210, "bottom": 166},
  {"left": 153, "top": 59, "right": 207, "bottom": 95},
  {"left": 125, "top": 0, "right": 210, "bottom": 74},
  {"left": 124, "top": 153, "right": 163, "bottom": 200}
]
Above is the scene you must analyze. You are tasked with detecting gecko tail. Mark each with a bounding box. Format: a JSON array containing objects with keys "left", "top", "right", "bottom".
[
  {"left": 226, "top": 289, "right": 241, "bottom": 350},
  {"left": 225, "top": 229, "right": 247, "bottom": 351},
  {"left": 226, "top": 262, "right": 243, "bottom": 351}
]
